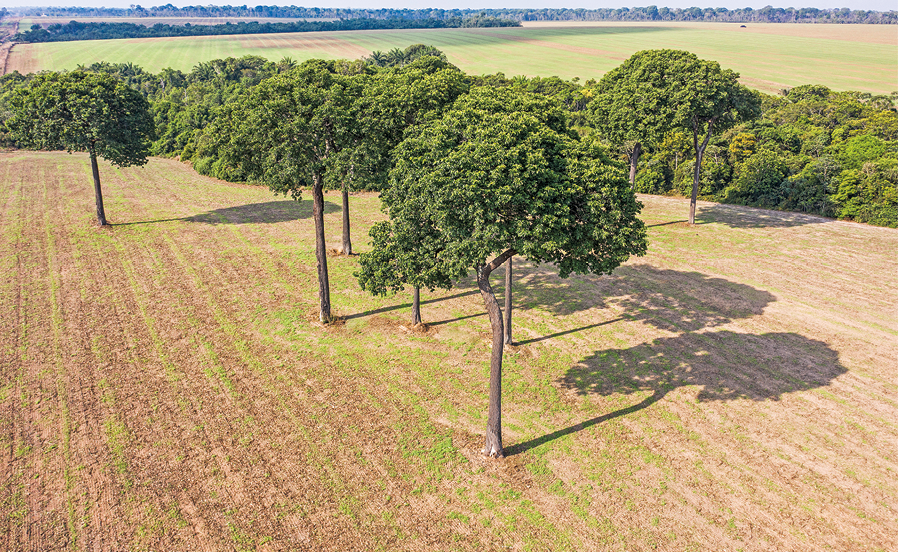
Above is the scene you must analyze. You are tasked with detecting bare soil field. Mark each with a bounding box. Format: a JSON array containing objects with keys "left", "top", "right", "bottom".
[{"left": 1, "top": 151, "right": 896, "bottom": 550}]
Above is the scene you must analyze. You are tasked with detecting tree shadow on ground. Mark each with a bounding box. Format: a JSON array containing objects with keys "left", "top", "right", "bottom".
[
  {"left": 506, "top": 330, "right": 846, "bottom": 455},
  {"left": 507, "top": 264, "right": 776, "bottom": 330},
  {"left": 345, "top": 290, "right": 480, "bottom": 320},
  {"left": 353, "top": 263, "right": 775, "bottom": 340},
  {"left": 183, "top": 200, "right": 339, "bottom": 225},
  {"left": 695, "top": 203, "right": 833, "bottom": 229}
]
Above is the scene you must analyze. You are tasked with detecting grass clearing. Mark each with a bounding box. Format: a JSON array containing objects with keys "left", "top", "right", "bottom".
[
  {"left": 0, "top": 151, "right": 896, "bottom": 549},
  {"left": 6, "top": 21, "right": 897, "bottom": 94}
]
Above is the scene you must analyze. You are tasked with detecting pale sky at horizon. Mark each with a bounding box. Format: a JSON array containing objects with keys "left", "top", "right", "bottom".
[{"left": 2, "top": 2, "right": 896, "bottom": 12}]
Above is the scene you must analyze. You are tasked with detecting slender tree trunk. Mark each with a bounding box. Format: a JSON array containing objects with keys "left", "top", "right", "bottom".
[
  {"left": 477, "top": 248, "right": 515, "bottom": 458},
  {"left": 341, "top": 183, "right": 352, "bottom": 255},
  {"left": 412, "top": 286, "right": 422, "bottom": 326},
  {"left": 689, "top": 120, "right": 715, "bottom": 225},
  {"left": 504, "top": 255, "right": 512, "bottom": 345},
  {"left": 312, "top": 171, "right": 332, "bottom": 323},
  {"left": 89, "top": 148, "right": 107, "bottom": 226},
  {"left": 628, "top": 142, "right": 642, "bottom": 190}
]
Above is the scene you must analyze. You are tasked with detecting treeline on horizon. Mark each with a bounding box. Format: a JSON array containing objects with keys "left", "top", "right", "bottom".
[
  {"left": 5, "top": 5, "right": 897, "bottom": 24},
  {"left": 11, "top": 15, "right": 519, "bottom": 43},
  {"left": 0, "top": 50, "right": 896, "bottom": 227}
]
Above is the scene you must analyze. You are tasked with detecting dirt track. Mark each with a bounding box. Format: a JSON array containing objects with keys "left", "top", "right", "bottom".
[{"left": 1, "top": 152, "right": 896, "bottom": 550}]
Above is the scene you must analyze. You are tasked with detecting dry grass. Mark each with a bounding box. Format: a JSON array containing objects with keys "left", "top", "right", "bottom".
[{"left": 1, "top": 151, "right": 896, "bottom": 550}]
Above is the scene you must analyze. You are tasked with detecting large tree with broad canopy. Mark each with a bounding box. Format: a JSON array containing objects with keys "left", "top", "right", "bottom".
[
  {"left": 5, "top": 70, "right": 154, "bottom": 226},
  {"left": 668, "top": 53, "right": 762, "bottom": 224},
  {"left": 588, "top": 49, "right": 693, "bottom": 189},
  {"left": 210, "top": 59, "right": 360, "bottom": 323},
  {"left": 359, "top": 87, "right": 648, "bottom": 457}
]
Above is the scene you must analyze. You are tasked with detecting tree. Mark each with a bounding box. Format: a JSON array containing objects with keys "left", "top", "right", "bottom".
[
  {"left": 669, "top": 55, "right": 761, "bottom": 224},
  {"left": 356, "top": 189, "right": 457, "bottom": 326},
  {"left": 504, "top": 256, "right": 513, "bottom": 344},
  {"left": 211, "top": 60, "right": 359, "bottom": 322},
  {"left": 5, "top": 71, "right": 154, "bottom": 225},
  {"left": 361, "top": 87, "right": 648, "bottom": 457},
  {"left": 336, "top": 56, "right": 468, "bottom": 261},
  {"left": 588, "top": 50, "right": 690, "bottom": 188}
]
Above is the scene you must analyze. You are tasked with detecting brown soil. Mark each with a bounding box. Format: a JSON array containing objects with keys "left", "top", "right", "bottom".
[
  {"left": 3, "top": 44, "right": 37, "bottom": 75},
  {"left": 1, "top": 152, "right": 895, "bottom": 551}
]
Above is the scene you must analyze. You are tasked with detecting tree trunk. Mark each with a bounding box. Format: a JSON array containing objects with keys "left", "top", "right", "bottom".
[
  {"left": 477, "top": 248, "right": 516, "bottom": 458},
  {"left": 628, "top": 142, "right": 642, "bottom": 190},
  {"left": 504, "top": 255, "right": 512, "bottom": 345},
  {"left": 341, "top": 183, "right": 352, "bottom": 255},
  {"left": 689, "top": 120, "right": 715, "bottom": 225},
  {"left": 89, "top": 148, "right": 107, "bottom": 226},
  {"left": 412, "top": 287, "right": 422, "bottom": 326},
  {"left": 312, "top": 171, "right": 332, "bottom": 323}
]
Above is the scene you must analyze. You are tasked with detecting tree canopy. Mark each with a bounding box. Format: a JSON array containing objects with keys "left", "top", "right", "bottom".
[
  {"left": 4, "top": 70, "right": 154, "bottom": 225},
  {"left": 359, "top": 86, "right": 648, "bottom": 456},
  {"left": 588, "top": 49, "right": 694, "bottom": 186},
  {"left": 668, "top": 54, "right": 762, "bottom": 224}
]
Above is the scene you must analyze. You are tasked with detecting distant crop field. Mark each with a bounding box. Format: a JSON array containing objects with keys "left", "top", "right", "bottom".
[
  {"left": 1, "top": 150, "right": 896, "bottom": 550},
  {"left": 6, "top": 21, "right": 897, "bottom": 94}
]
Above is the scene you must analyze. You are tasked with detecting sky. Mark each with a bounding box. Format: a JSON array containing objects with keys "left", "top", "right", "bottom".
[{"left": 3, "top": 2, "right": 895, "bottom": 12}]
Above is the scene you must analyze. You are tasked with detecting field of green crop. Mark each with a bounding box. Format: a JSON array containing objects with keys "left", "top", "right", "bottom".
[
  {"left": 8, "top": 21, "right": 897, "bottom": 94},
  {"left": 2, "top": 151, "right": 896, "bottom": 550}
]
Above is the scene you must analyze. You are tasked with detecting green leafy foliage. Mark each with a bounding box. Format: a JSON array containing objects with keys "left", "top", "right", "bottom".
[
  {"left": 332, "top": 55, "right": 469, "bottom": 192},
  {"left": 4, "top": 70, "right": 154, "bottom": 166},
  {"left": 613, "top": 81, "right": 897, "bottom": 227},
  {"left": 203, "top": 59, "right": 358, "bottom": 197},
  {"left": 588, "top": 49, "right": 690, "bottom": 155},
  {"left": 359, "top": 86, "right": 648, "bottom": 294}
]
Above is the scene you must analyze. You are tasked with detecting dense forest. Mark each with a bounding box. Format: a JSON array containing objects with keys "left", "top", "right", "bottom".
[
  {"left": 0, "top": 49, "right": 895, "bottom": 227},
  {"left": 7, "top": 5, "right": 897, "bottom": 24},
  {"left": 12, "top": 16, "right": 519, "bottom": 43}
]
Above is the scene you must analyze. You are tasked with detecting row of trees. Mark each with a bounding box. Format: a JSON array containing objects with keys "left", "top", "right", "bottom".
[
  {"left": 14, "top": 16, "right": 518, "bottom": 43},
  {"left": 10, "top": 5, "right": 897, "bottom": 24},
  {"left": 3, "top": 48, "right": 893, "bottom": 229},
  {"left": 6, "top": 47, "right": 887, "bottom": 229},
  {"left": 2, "top": 49, "right": 896, "bottom": 454},
  {"left": 0, "top": 56, "right": 648, "bottom": 458}
]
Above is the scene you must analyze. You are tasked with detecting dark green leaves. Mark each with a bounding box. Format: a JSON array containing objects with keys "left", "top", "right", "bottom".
[
  {"left": 358, "top": 86, "right": 648, "bottom": 294},
  {"left": 5, "top": 71, "right": 154, "bottom": 166}
]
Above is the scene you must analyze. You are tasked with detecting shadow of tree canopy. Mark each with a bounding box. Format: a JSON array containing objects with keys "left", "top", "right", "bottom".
[
  {"left": 183, "top": 200, "right": 339, "bottom": 225},
  {"left": 505, "top": 331, "right": 846, "bottom": 456},
  {"left": 345, "top": 290, "right": 480, "bottom": 320},
  {"left": 504, "top": 264, "right": 776, "bottom": 333},
  {"left": 563, "top": 331, "right": 845, "bottom": 402},
  {"left": 695, "top": 203, "right": 833, "bottom": 229}
]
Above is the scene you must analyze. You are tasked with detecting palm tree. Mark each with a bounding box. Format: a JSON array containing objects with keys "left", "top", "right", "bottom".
[{"left": 278, "top": 56, "right": 297, "bottom": 73}]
